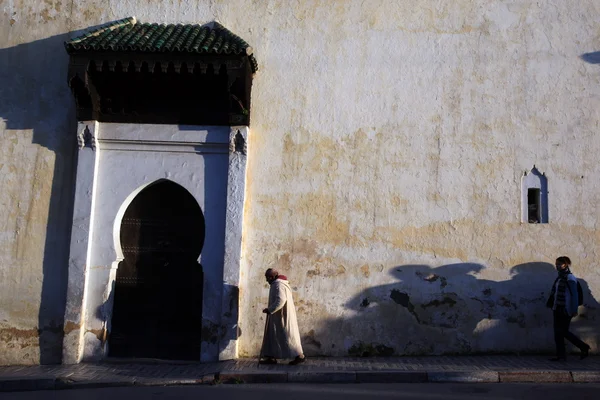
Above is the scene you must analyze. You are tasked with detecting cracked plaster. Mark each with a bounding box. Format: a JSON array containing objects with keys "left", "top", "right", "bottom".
[{"left": 1, "top": 1, "right": 600, "bottom": 364}]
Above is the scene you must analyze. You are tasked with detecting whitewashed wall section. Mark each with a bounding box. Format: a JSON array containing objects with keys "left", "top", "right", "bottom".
[{"left": 62, "top": 123, "right": 248, "bottom": 363}]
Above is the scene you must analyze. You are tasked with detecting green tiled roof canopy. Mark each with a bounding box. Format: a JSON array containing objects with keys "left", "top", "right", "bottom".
[{"left": 65, "top": 17, "right": 258, "bottom": 73}]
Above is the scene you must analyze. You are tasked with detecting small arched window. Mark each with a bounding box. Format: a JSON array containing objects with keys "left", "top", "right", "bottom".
[{"left": 521, "top": 166, "right": 548, "bottom": 224}]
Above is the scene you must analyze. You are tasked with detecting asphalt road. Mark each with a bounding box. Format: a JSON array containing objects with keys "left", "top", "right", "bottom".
[{"left": 2, "top": 383, "right": 600, "bottom": 400}]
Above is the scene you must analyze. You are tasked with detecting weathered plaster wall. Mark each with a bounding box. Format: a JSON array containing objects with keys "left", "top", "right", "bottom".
[
  {"left": 0, "top": 0, "right": 78, "bottom": 364},
  {"left": 235, "top": 0, "right": 600, "bottom": 356},
  {"left": 1, "top": 1, "right": 600, "bottom": 364}
]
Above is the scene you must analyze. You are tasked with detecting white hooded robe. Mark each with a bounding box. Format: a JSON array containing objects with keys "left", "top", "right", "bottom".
[{"left": 261, "top": 278, "right": 303, "bottom": 359}]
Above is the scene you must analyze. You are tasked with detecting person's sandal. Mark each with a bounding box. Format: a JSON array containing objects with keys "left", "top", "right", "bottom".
[
  {"left": 289, "top": 356, "right": 306, "bottom": 365},
  {"left": 259, "top": 357, "right": 277, "bottom": 365}
]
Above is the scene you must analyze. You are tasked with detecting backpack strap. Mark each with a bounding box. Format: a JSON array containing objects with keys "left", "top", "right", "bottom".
[
  {"left": 566, "top": 274, "right": 573, "bottom": 294},
  {"left": 566, "top": 273, "right": 582, "bottom": 307}
]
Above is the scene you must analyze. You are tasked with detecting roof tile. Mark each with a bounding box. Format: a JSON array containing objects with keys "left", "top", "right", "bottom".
[{"left": 66, "top": 17, "right": 257, "bottom": 71}]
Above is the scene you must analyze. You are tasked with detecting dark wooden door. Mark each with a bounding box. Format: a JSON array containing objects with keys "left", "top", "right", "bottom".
[{"left": 108, "top": 180, "right": 205, "bottom": 360}]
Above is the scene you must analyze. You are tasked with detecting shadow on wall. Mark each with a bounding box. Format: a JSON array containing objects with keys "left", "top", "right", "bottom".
[
  {"left": 302, "top": 262, "right": 599, "bottom": 357},
  {"left": 581, "top": 51, "right": 600, "bottom": 64},
  {"left": 0, "top": 30, "right": 89, "bottom": 363}
]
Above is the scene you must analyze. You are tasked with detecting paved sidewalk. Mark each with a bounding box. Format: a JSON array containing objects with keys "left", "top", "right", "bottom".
[{"left": 1, "top": 356, "right": 600, "bottom": 392}]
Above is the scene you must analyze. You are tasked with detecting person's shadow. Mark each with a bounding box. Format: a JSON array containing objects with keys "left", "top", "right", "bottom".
[
  {"left": 305, "top": 263, "right": 490, "bottom": 356},
  {"left": 581, "top": 51, "right": 600, "bottom": 64},
  {"left": 470, "top": 262, "right": 556, "bottom": 352},
  {"left": 562, "top": 272, "right": 600, "bottom": 352}
]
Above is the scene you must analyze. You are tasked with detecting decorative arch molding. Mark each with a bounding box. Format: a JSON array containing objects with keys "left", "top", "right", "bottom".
[
  {"left": 111, "top": 178, "right": 206, "bottom": 262},
  {"left": 62, "top": 122, "right": 249, "bottom": 363},
  {"left": 112, "top": 180, "right": 157, "bottom": 262}
]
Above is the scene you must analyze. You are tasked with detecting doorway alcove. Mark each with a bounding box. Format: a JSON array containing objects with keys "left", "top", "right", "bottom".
[
  {"left": 62, "top": 18, "right": 254, "bottom": 363},
  {"left": 109, "top": 180, "right": 205, "bottom": 360}
]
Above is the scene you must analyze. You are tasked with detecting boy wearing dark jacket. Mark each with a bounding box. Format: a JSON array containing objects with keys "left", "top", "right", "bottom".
[{"left": 547, "top": 256, "right": 591, "bottom": 361}]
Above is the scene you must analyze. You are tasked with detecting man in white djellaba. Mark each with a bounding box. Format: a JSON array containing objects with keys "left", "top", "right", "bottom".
[{"left": 260, "top": 268, "right": 306, "bottom": 365}]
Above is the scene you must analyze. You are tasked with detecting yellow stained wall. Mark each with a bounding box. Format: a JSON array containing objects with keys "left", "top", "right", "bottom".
[{"left": 1, "top": 1, "right": 599, "bottom": 363}]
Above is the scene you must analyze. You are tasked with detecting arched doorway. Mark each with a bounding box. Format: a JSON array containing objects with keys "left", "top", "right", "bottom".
[{"left": 108, "top": 180, "right": 205, "bottom": 360}]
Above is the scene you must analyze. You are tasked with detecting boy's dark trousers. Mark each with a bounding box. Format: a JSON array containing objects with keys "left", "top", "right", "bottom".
[{"left": 553, "top": 309, "right": 588, "bottom": 358}]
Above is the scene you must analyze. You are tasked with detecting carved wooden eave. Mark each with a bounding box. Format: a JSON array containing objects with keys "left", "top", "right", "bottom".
[{"left": 65, "top": 18, "right": 257, "bottom": 125}]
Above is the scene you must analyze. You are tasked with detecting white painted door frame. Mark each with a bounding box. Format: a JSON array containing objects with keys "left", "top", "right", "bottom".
[{"left": 62, "top": 122, "right": 248, "bottom": 363}]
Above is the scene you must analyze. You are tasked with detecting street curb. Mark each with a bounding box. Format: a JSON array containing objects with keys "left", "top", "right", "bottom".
[
  {"left": 499, "top": 371, "right": 573, "bottom": 383},
  {"left": 0, "top": 378, "right": 55, "bottom": 392},
  {"left": 427, "top": 371, "right": 499, "bottom": 383},
  {"left": 134, "top": 376, "right": 216, "bottom": 386},
  {"left": 217, "top": 371, "right": 288, "bottom": 384},
  {"left": 356, "top": 371, "right": 428, "bottom": 383},
  {"left": 571, "top": 371, "right": 600, "bottom": 383},
  {"left": 288, "top": 371, "right": 356, "bottom": 383},
  {"left": 55, "top": 378, "right": 135, "bottom": 390},
  {"left": 2, "top": 369, "right": 600, "bottom": 391}
]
